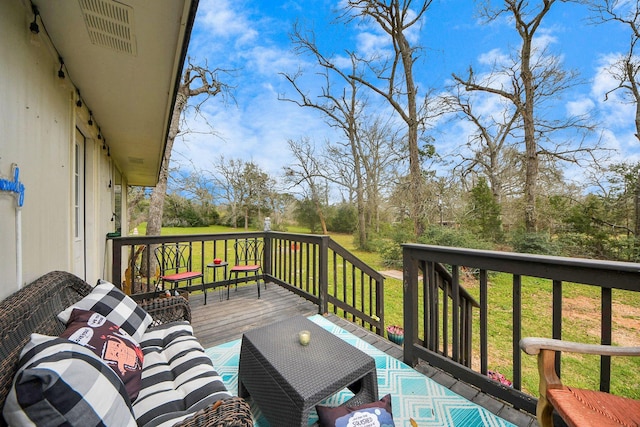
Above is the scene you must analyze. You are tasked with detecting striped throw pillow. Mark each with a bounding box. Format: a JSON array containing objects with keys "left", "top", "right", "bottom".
[{"left": 132, "top": 322, "right": 232, "bottom": 427}]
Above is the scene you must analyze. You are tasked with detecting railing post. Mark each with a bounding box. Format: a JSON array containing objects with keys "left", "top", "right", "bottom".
[
  {"left": 513, "top": 274, "right": 522, "bottom": 390},
  {"left": 318, "top": 235, "right": 329, "bottom": 314},
  {"left": 403, "top": 245, "right": 419, "bottom": 366},
  {"left": 552, "top": 280, "right": 562, "bottom": 377},
  {"left": 263, "top": 231, "right": 272, "bottom": 277},
  {"left": 601, "top": 287, "right": 612, "bottom": 392},
  {"left": 479, "top": 269, "right": 488, "bottom": 375},
  {"left": 452, "top": 265, "right": 460, "bottom": 362},
  {"left": 111, "top": 238, "right": 122, "bottom": 288},
  {"left": 375, "top": 276, "right": 384, "bottom": 336}
]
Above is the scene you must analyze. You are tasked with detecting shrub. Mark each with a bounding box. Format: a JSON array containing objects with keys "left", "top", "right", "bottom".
[
  {"left": 419, "top": 225, "right": 492, "bottom": 250},
  {"left": 377, "top": 223, "right": 492, "bottom": 268},
  {"left": 378, "top": 221, "right": 414, "bottom": 268},
  {"left": 379, "top": 240, "right": 403, "bottom": 269},
  {"left": 509, "top": 231, "right": 557, "bottom": 255},
  {"left": 327, "top": 203, "right": 357, "bottom": 233}
]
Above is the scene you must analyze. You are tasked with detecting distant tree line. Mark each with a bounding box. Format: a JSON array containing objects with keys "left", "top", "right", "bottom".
[
  {"left": 132, "top": 0, "right": 640, "bottom": 266},
  {"left": 129, "top": 154, "right": 640, "bottom": 264}
]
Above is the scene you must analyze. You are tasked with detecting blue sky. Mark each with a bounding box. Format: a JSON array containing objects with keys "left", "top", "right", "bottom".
[{"left": 175, "top": 0, "right": 637, "bottom": 190}]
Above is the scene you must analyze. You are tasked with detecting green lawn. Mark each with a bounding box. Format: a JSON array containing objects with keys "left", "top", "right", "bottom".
[
  {"left": 464, "top": 274, "right": 640, "bottom": 398},
  {"left": 135, "top": 224, "right": 640, "bottom": 399},
  {"left": 134, "top": 223, "right": 405, "bottom": 328}
]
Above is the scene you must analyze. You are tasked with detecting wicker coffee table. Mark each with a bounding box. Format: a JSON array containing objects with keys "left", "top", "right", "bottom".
[{"left": 238, "top": 316, "right": 378, "bottom": 426}]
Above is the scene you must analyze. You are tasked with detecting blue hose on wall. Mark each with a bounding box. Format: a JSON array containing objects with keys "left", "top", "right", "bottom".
[
  {"left": 0, "top": 165, "right": 25, "bottom": 207},
  {"left": 1, "top": 164, "right": 25, "bottom": 289}
]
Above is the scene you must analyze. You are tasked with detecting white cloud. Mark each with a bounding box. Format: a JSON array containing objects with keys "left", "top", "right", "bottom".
[
  {"left": 333, "top": 54, "right": 355, "bottom": 70},
  {"left": 174, "top": 84, "right": 340, "bottom": 179},
  {"left": 196, "top": 0, "right": 259, "bottom": 46},
  {"left": 239, "top": 45, "right": 303, "bottom": 77},
  {"left": 356, "top": 31, "right": 391, "bottom": 58},
  {"left": 566, "top": 98, "right": 594, "bottom": 117},
  {"left": 478, "top": 48, "right": 509, "bottom": 67},
  {"left": 591, "top": 53, "right": 636, "bottom": 128},
  {"left": 592, "top": 53, "right": 626, "bottom": 102},
  {"left": 533, "top": 27, "right": 558, "bottom": 52}
]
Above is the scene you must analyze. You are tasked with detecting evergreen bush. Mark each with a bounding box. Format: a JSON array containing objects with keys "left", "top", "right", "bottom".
[{"left": 510, "top": 231, "right": 557, "bottom": 255}]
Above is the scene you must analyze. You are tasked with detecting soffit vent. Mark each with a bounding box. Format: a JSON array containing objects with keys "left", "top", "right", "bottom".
[
  {"left": 128, "top": 157, "right": 144, "bottom": 165},
  {"left": 78, "top": 0, "right": 137, "bottom": 55}
]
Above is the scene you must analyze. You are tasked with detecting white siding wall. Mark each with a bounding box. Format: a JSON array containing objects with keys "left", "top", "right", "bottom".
[{"left": 0, "top": 1, "right": 119, "bottom": 299}]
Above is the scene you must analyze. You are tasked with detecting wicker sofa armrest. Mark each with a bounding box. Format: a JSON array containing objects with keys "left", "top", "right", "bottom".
[
  {"left": 175, "top": 396, "right": 253, "bottom": 427},
  {"left": 139, "top": 296, "right": 191, "bottom": 327}
]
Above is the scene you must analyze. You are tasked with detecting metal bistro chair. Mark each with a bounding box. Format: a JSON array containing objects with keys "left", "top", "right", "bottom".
[
  {"left": 154, "top": 243, "right": 206, "bottom": 303},
  {"left": 227, "top": 238, "right": 264, "bottom": 299}
]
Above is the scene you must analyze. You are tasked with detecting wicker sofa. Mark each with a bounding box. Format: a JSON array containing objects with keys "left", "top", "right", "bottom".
[{"left": 0, "top": 271, "right": 253, "bottom": 427}]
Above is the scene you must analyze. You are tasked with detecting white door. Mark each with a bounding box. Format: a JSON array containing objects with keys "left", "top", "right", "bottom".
[{"left": 72, "top": 128, "right": 86, "bottom": 280}]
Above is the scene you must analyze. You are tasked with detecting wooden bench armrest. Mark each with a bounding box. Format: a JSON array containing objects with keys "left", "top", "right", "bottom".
[
  {"left": 521, "top": 337, "right": 640, "bottom": 427},
  {"left": 520, "top": 337, "right": 640, "bottom": 357}
]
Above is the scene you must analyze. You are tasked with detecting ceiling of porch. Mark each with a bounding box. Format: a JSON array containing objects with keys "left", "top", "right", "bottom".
[{"left": 31, "top": 0, "right": 198, "bottom": 186}]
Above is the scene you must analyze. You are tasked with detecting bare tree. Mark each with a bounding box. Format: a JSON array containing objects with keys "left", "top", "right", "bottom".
[
  {"left": 586, "top": 0, "right": 640, "bottom": 234},
  {"left": 322, "top": 116, "right": 400, "bottom": 235},
  {"left": 139, "top": 59, "right": 230, "bottom": 276},
  {"left": 353, "top": 116, "right": 400, "bottom": 233},
  {"left": 283, "top": 138, "right": 330, "bottom": 234},
  {"left": 170, "top": 165, "right": 217, "bottom": 223},
  {"left": 445, "top": 84, "right": 522, "bottom": 205},
  {"left": 212, "top": 156, "right": 243, "bottom": 228},
  {"left": 213, "top": 157, "right": 272, "bottom": 230},
  {"left": 453, "top": 0, "right": 596, "bottom": 232},
  {"left": 343, "top": 0, "right": 434, "bottom": 239},
  {"left": 147, "top": 60, "right": 230, "bottom": 238},
  {"left": 324, "top": 142, "right": 358, "bottom": 204},
  {"left": 126, "top": 186, "right": 147, "bottom": 230},
  {"left": 281, "top": 25, "right": 371, "bottom": 247}
]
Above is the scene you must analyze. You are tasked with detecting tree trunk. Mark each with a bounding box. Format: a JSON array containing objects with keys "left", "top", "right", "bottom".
[
  {"left": 348, "top": 95, "right": 367, "bottom": 248},
  {"left": 635, "top": 170, "right": 640, "bottom": 237},
  {"left": 397, "top": 12, "right": 423, "bottom": 239},
  {"left": 634, "top": 104, "right": 640, "bottom": 237},
  {"left": 521, "top": 27, "right": 538, "bottom": 233},
  {"left": 141, "top": 91, "right": 187, "bottom": 277},
  {"left": 314, "top": 197, "right": 328, "bottom": 234}
]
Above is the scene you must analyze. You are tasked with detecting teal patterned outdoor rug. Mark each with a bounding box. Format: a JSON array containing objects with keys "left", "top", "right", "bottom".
[{"left": 205, "top": 314, "right": 515, "bottom": 426}]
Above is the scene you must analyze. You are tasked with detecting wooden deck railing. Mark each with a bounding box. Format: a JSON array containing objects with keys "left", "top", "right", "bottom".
[
  {"left": 402, "top": 243, "right": 640, "bottom": 416},
  {"left": 110, "top": 231, "right": 385, "bottom": 335},
  {"left": 265, "top": 232, "right": 385, "bottom": 334}
]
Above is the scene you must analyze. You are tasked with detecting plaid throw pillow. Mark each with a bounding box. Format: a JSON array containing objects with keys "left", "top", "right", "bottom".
[
  {"left": 3, "top": 334, "right": 137, "bottom": 427},
  {"left": 58, "top": 279, "right": 152, "bottom": 342}
]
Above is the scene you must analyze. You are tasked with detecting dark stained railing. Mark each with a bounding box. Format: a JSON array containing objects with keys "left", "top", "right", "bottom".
[
  {"left": 402, "top": 244, "right": 640, "bottom": 416},
  {"left": 265, "top": 232, "right": 385, "bottom": 334},
  {"left": 326, "top": 238, "right": 384, "bottom": 333},
  {"left": 420, "top": 261, "right": 479, "bottom": 368},
  {"left": 110, "top": 231, "right": 385, "bottom": 335}
]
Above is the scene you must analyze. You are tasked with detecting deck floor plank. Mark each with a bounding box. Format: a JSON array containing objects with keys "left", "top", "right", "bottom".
[
  {"left": 189, "top": 283, "right": 318, "bottom": 348},
  {"left": 186, "top": 284, "right": 538, "bottom": 427}
]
